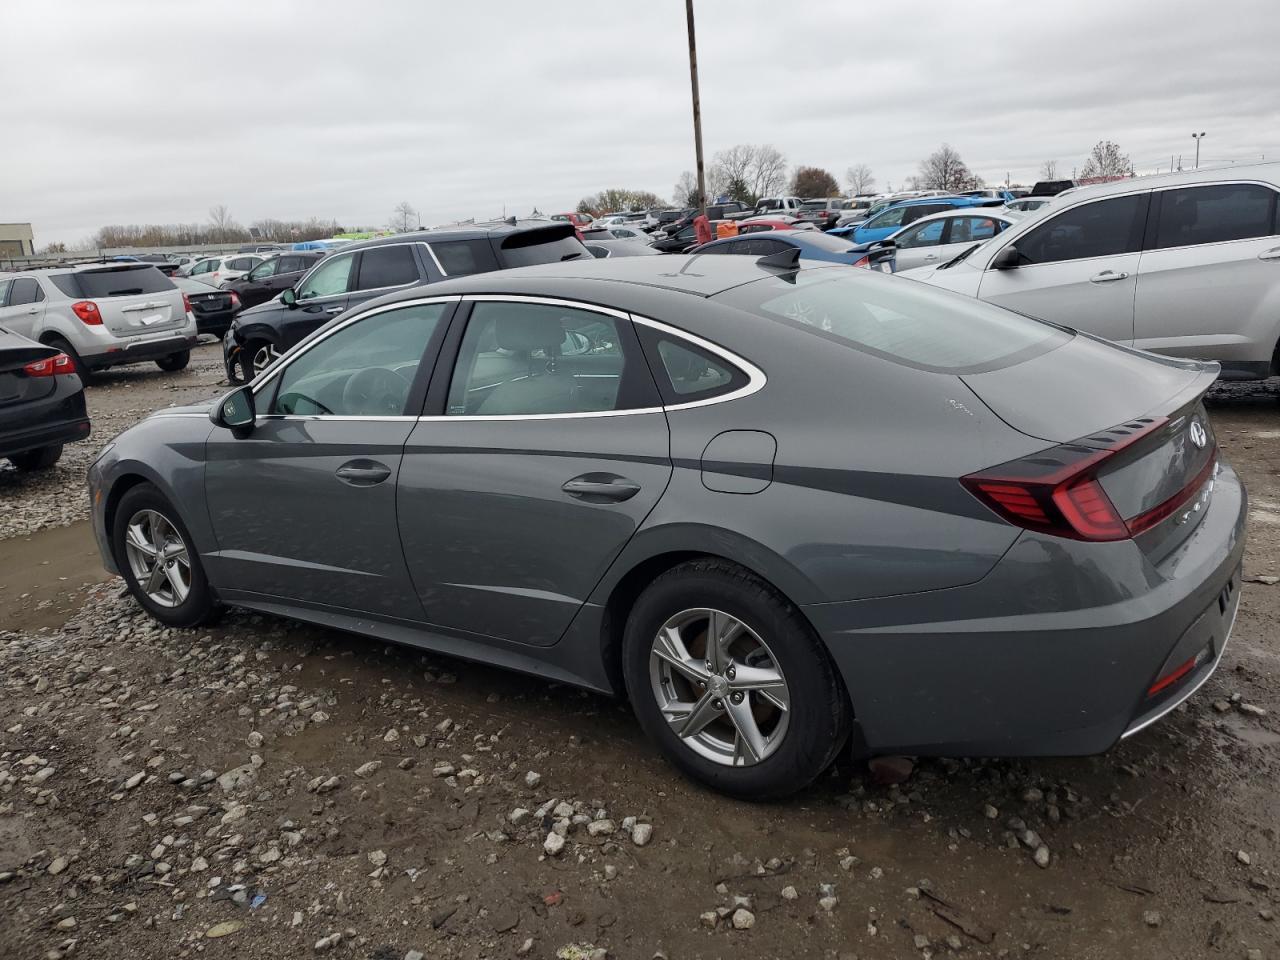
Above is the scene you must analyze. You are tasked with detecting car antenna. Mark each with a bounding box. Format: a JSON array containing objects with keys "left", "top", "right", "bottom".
[{"left": 756, "top": 246, "right": 802, "bottom": 273}]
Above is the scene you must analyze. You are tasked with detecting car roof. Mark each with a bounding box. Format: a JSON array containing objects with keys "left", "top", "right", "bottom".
[
  {"left": 1040, "top": 160, "right": 1280, "bottom": 201},
  {"left": 332, "top": 219, "right": 577, "bottom": 255},
  {"left": 904, "top": 208, "right": 1017, "bottom": 226}
]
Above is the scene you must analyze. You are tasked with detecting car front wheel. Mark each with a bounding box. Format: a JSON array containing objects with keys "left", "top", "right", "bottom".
[
  {"left": 246, "top": 340, "right": 281, "bottom": 379},
  {"left": 111, "top": 483, "right": 218, "bottom": 628},
  {"left": 623, "top": 559, "right": 851, "bottom": 800}
]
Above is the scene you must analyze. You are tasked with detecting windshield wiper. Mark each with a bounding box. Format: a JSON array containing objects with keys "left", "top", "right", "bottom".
[{"left": 938, "top": 243, "right": 981, "bottom": 270}]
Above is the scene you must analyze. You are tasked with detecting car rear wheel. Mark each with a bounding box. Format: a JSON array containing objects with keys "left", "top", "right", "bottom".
[
  {"left": 45, "top": 336, "right": 95, "bottom": 385},
  {"left": 156, "top": 350, "right": 190, "bottom": 372},
  {"left": 111, "top": 483, "right": 218, "bottom": 628},
  {"left": 8, "top": 444, "right": 63, "bottom": 472},
  {"left": 622, "top": 558, "right": 851, "bottom": 799}
]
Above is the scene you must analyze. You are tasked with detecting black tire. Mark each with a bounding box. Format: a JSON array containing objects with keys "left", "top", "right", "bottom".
[
  {"left": 622, "top": 558, "right": 851, "bottom": 800},
  {"left": 156, "top": 350, "right": 190, "bottom": 372},
  {"left": 45, "top": 336, "right": 96, "bottom": 385},
  {"left": 111, "top": 482, "right": 219, "bottom": 628},
  {"left": 8, "top": 444, "right": 63, "bottom": 472}
]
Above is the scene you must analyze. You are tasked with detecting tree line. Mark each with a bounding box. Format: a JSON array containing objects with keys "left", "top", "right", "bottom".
[{"left": 81, "top": 205, "right": 351, "bottom": 251}]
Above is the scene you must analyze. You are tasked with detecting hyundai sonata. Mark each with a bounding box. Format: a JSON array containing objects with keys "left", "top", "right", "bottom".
[{"left": 88, "top": 253, "right": 1246, "bottom": 799}]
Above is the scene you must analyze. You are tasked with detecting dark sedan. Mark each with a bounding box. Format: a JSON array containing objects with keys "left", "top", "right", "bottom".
[
  {"left": 220, "top": 251, "right": 326, "bottom": 311},
  {"left": 90, "top": 254, "right": 1244, "bottom": 799},
  {"left": 693, "top": 230, "right": 897, "bottom": 270},
  {"left": 173, "top": 277, "right": 240, "bottom": 337},
  {"left": 0, "top": 326, "right": 89, "bottom": 471}
]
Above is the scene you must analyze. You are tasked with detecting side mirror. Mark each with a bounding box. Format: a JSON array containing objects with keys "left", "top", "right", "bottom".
[
  {"left": 991, "top": 245, "right": 1021, "bottom": 270},
  {"left": 210, "top": 385, "right": 255, "bottom": 431},
  {"left": 281, "top": 287, "right": 297, "bottom": 308}
]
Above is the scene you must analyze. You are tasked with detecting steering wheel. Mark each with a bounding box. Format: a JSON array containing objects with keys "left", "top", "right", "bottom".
[{"left": 342, "top": 366, "right": 410, "bottom": 416}]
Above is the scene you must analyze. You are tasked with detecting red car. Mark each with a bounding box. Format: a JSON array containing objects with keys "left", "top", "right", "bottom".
[{"left": 736, "top": 216, "right": 818, "bottom": 235}]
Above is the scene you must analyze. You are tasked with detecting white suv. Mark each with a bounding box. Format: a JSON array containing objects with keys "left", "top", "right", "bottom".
[
  {"left": 0, "top": 262, "right": 197, "bottom": 380},
  {"left": 900, "top": 162, "right": 1280, "bottom": 380},
  {"left": 187, "top": 254, "right": 264, "bottom": 287}
]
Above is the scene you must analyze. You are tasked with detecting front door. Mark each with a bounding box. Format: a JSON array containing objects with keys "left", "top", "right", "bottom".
[
  {"left": 397, "top": 298, "right": 672, "bottom": 647},
  {"left": 977, "top": 192, "right": 1149, "bottom": 345},
  {"left": 203, "top": 299, "right": 454, "bottom": 618},
  {"left": 0, "top": 278, "right": 46, "bottom": 339}
]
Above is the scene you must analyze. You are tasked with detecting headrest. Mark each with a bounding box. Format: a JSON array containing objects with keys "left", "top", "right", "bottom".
[{"left": 493, "top": 313, "right": 566, "bottom": 352}]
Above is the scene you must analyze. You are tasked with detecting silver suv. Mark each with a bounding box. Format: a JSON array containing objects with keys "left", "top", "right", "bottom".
[
  {"left": 902, "top": 162, "right": 1280, "bottom": 381},
  {"left": 0, "top": 263, "right": 197, "bottom": 380}
]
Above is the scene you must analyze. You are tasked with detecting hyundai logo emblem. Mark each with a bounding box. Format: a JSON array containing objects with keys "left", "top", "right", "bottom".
[{"left": 1189, "top": 420, "right": 1208, "bottom": 449}]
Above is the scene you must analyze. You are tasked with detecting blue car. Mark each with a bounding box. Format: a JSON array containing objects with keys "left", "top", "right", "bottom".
[
  {"left": 691, "top": 230, "right": 895, "bottom": 271},
  {"left": 831, "top": 196, "right": 1003, "bottom": 244}
]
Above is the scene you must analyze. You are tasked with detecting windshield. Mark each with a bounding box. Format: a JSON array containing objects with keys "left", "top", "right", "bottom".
[
  {"left": 938, "top": 240, "right": 988, "bottom": 269},
  {"left": 716, "top": 269, "right": 1067, "bottom": 374}
]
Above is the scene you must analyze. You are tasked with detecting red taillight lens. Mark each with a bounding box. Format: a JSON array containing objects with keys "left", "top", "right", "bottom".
[
  {"left": 229, "top": 291, "right": 241, "bottom": 308},
  {"left": 71, "top": 301, "right": 103, "bottom": 325},
  {"left": 852, "top": 255, "right": 870, "bottom": 268},
  {"left": 183, "top": 293, "right": 193, "bottom": 314},
  {"left": 24, "top": 353, "right": 75, "bottom": 378},
  {"left": 962, "top": 417, "right": 1169, "bottom": 542}
]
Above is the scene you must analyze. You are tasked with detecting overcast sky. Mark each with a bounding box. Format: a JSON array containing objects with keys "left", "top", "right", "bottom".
[{"left": 5, "top": 0, "right": 1280, "bottom": 247}]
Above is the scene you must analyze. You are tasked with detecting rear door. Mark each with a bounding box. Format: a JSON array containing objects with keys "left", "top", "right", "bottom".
[
  {"left": 397, "top": 297, "right": 672, "bottom": 647},
  {"left": 976, "top": 191, "right": 1149, "bottom": 345},
  {"left": 1133, "top": 182, "right": 1280, "bottom": 365},
  {"left": 73, "top": 265, "right": 187, "bottom": 337},
  {"left": 345, "top": 243, "right": 426, "bottom": 311},
  {"left": 0, "top": 278, "right": 47, "bottom": 339}
]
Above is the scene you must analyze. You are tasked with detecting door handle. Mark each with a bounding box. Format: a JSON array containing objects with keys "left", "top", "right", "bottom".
[
  {"left": 26, "top": 307, "right": 39, "bottom": 314},
  {"left": 1258, "top": 247, "right": 1280, "bottom": 261},
  {"left": 335, "top": 459, "right": 392, "bottom": 486},
  {"left": 324, "top": 306, "right": 344, "bottom": 314},
  {"left": 1089, "top": 270, "right": 1128, "bottom": 283},
  {"left": 923, "top": 254, "right": 938, "bottom": 261},
  {"left": 561, "top": 473, "right": 642, "bottom": 503}
]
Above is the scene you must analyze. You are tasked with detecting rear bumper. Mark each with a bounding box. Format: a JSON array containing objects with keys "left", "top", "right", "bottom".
[
  {"left": 86, "top": 334, "right": 198, "bottom": 369},
  {"left": 0, "top": 382, "right": 90, "bottom": 458},
  {"left": 805, "top": 462, "right": 1248, "bottom": 757},
  {"left": 0, "top": 416, "right": 90, "bottom": 458}
]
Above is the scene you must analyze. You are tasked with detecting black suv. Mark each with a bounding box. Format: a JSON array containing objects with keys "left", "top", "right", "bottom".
[
  {"left": 221, "top": 251, "right": 326, "bottom": 310},
  {"left": 223, "top": 221, "right": 589, "bottom": 381}
]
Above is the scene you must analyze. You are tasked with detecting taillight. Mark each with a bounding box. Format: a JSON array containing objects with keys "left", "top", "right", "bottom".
[
  {"left": 962, "top": 417, "right": 1176, "bottom": 542},
  {"left": 852, "top": 255, "right": 870, "bottom": 268},
  {"left": 24, "top": 353, "right": 76, "bottom": 378},
  {"left": 183, "top": 293, "right": 193, "bottom": 314},
  {"left": 72, "top": 301, "right": 103, "bottom": 325},
  {"left": 229, "top": 291, "right": 242, "bottom": 308}
]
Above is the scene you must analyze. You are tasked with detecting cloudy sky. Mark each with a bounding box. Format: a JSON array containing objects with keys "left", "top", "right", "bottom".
[{"left": 5, "top": 0, "right": 1280, "bottom": 247}]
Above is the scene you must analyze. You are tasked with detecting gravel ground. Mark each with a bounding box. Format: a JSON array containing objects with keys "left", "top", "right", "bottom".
[{"left": 1, "top": 344, "right": 1279, "bottom": 960}]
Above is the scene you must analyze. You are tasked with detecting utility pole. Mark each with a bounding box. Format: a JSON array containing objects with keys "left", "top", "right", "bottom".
[
  {"left": 1192, "top": 132, "right": 1206, "bottom": 169},
  {"left": 685, "top": 0, "right": 707, "bottom": 219}
]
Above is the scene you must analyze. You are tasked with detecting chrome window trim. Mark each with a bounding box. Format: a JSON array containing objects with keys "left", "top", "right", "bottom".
[
  {"left": 421, "top": 242, "right": 448, "bottom": 277},
  {"left": 249, "top": 294, "right": 462, "bottom": 396},
  {"left": 629, "top": 312, "right": 767, "bottom": 411},
  {"left": 293, "top": 240, "right": 427, "bottom": 305}
]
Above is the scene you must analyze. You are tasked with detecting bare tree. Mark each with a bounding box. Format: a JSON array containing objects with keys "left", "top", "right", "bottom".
[
  {"left": 673, "top": 171, "right": 700, "bottom": 208},
  {"left": 1039, "top": 159, "right": 1058, "bottom": 180},
  {"left": 389, "top": 201, "right": 418, "bottom": 233},
  {"left": 1079, "top": 141, "right": 1131, "bottom": 179},
  {"left": 578, "top": 189, "right": 665, "bottom": 214},
  {"left": 706, "top": 143, "right": 788, "bottom": 204},
  {"left": 209, "top": 204, "right": 235, "bottom": 243},
  {"left": 749, "top": 144, "right": 788, "bottom": 199},
  {"left": 916, "top": 144, "right": 979, "bottom": 192},
  {"left": 845, "top": 163, "right": 875, "bottom": 195}
]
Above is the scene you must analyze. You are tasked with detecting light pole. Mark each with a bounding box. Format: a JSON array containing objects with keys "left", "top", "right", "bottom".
[
  {"left": 1192, "top": 132, "right": 1206, "bottom": 169},
  {"left": 685, "top": 0, "right": 707, "bottom": 219}
]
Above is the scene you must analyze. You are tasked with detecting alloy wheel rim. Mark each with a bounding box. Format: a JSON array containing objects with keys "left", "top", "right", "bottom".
[
  {"left": 123, "top": 509, "right": 192, "bottom": 608},
  {"left": 253, "top": 344, "right": 279, "bottom": 373},
  {"left": 648, "top": 607, "right": 791, "bottom": 767}
]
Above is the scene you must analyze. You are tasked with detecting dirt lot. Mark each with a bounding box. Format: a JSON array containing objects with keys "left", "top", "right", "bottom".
[{"left": 1, "top": 344, "right": 1278, "bottom": 960}]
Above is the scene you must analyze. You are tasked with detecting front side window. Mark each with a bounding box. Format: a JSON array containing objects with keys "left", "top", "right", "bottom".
[
  {"left": 1013, "top": 194, "right": 1146, "bottom": 265},
  {"left": 356, "top": 245, "right": 419, "bottom": 290},
  {"left": 0, "top": 280, "right": 11, "bottom": 305},
  {"left": 867, "top": 206, "right": 908, "bottom": 229},
  {"left": 192, "top": 260, "right": 214, "bottom": 275},
  {"left": 296, "top": 253, "right": 355, "bottom": 299},
  {"left": 1153, "top": 183, "right": 1279, "bottom": 249},
  {"left": 896, "top": 220, "right": 945, "bottom": 248},
  {"left": 948, "top": 216, "right": 1000, "bottom": 244},
  {"left": 446, "top": 301, "right": 655, "bottom": 416},
  {"left": 249, "top": 259, "right": 280, "bottom": 280},
  {"left": 8, "top": 278, "right": 43, "bottom": 305},
  {"left": 270, "top": 302, "right": 447, "bottom": 417}
]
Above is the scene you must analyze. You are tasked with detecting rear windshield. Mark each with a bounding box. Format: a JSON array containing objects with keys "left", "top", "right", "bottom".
[
  {"left": 51, "top": 265, "right": 175, "bottom": 299},
  {"left": 717, "top": 270, "right": 1069, "bottom": 374},
  {"left": 498, "top": 230, "right": 590, "bottom": 268},
  {"left": 800, "top": 200, "right": 829, "bottom": 210},
  {"left": 797, "top": 232, "right": 857, "bottom": 253}
]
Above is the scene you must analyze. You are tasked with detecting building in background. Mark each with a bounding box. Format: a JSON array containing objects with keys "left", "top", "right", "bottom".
[{"left": 0, "top": 223, "right": 35, "bottom": 257}]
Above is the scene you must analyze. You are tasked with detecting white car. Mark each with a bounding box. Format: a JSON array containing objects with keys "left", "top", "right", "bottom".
[
  {"left": 596, "top": 223, "right": 651, "bottom": 242},
  {"left": 899, "top": 162, "right": 1280, "bottom": 380},
  {"left": 186, "top": 254, "right": 265, "bottom": 287},
  {"left": 889, "top": 208, "right": 1021, "bottom": 272}
]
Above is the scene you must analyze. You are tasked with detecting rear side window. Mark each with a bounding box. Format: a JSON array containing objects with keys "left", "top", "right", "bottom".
[
  {"left": 1014, "top": 194, "right": 1146, "bottom": 265},
  {"left": 8, "top": 278, "right": 43, "bottom": 305},
  {"left": 637, "top": 328, "right": 748, "bottom": 404},
  {"left": 356, "top": 245, "right": 419, "bottom": 290},
  {"left": 1152, "top": 184, "right": 1279, "bottom": 249},
  {"left": 431, "top": 239, "right": 499, "bottom": 276},
  {"left": 497, "top": 231, "right": 590, "bottom": 268},
  {"left": 66, "top": 266, "right": 175, "bottom": 298},
  {"left": 948, "top": 216, "right": 1000, "bottom": 243},
  {"left": 718, "top": 270, "right": 1069, "bottom": 375}
]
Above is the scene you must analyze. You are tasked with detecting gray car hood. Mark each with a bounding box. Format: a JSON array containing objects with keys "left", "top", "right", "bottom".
[{"left": 149, "top": 401, "right": 214, "bottom": 418}]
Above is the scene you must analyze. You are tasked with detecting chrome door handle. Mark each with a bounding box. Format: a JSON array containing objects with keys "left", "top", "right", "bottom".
[
  {"left": 335, "top": 459, "right": 392, "bottom": 486},
  {"left": 561, "top": 474, "right": 641, "bottom": 503},
  {"left": 1089, "top": 270, "right": 1128, "bottom": 283},
  {"left": 923, "top": 254, "right": 938, "bottom": 261},
  {"left": 324, "top": 306, "right": 344, "bottom": 314},
  {"left": 1258, "top": 247, "right": 1280, "bottom": 261}
]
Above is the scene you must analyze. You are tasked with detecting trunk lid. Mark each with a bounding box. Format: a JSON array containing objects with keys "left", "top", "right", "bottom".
[
  {"left": 0, "top": 330, "right": 59, "bottom": 407},
  {"left": 70, "top": 265, "right": 186, "bottom": 337}
]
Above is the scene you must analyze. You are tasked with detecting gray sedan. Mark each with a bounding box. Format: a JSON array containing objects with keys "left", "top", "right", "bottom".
[{"left": 88, "top": 254, "right": 1245, "bottom": 799}]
